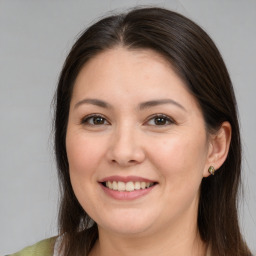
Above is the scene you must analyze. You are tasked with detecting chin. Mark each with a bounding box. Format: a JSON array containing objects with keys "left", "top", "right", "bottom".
[
  {"left": 100, "top": 223, "right": 152, "bottom": 237},
  {"left": 96, "top": 210, "right": 157, "bottom": 236}
]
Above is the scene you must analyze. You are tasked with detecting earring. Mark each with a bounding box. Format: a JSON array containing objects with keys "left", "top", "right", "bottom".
[{"left": 208, "top": 166, "right": 215, "bottom": 175}]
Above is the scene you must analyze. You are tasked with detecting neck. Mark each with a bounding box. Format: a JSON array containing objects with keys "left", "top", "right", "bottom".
[{"left": 90, "top": 215, "right": 207, "bottom": 256}]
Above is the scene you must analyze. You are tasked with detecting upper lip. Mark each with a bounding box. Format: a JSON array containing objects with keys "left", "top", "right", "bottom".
[{"left": 99, "top": 175, "right": 157, "bottom": 183}]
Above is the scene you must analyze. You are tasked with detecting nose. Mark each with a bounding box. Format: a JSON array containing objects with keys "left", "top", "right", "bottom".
[{"left": 106, "top": 125, "right": 145, "bottom": 167}]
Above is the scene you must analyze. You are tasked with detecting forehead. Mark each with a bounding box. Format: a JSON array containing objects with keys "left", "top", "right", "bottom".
[
  {"left": 86, "top": 47, "right": 174, "bottom": 72},
  {"left": 71, "top": 47, "right": 198, "bottom": 108},
  {"left": 73, "top": 47, "right": 184, "bottom": 91},
  {"left": 69, "top": 46, "right": 206, "bottom": 127}
]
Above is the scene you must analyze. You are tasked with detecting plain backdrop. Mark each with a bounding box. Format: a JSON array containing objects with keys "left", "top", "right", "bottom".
[{"left": 0, "top": 0, "right": 255, "bottom": 254}]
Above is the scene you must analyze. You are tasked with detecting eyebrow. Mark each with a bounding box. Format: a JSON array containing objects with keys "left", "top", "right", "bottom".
[
  {"left": 139, "top": 99, "right": 186, "bottom": 111},
  {"left": 74, "top": 98, "right": 186, "bottom": 111},
  {"left": 74, "top": 98, "right": 111, "bottom": 109}
]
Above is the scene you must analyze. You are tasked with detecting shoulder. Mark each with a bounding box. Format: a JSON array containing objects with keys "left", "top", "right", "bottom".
[{"left": 7, "top": 237, "right": 57, "bottom": 256}]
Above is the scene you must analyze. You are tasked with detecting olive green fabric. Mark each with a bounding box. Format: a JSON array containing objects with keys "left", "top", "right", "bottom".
[{"left": 8, "top": 237, "right": 56, "bottom": 256}]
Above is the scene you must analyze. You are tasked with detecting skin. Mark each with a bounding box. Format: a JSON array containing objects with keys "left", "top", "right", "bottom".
[{"left": 66, "top": 47, "right": 231, "bottom": 256}]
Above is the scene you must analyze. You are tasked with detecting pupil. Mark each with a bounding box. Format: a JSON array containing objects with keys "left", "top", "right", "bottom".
[
  {"left": 155, "top": 117, "right": 166, "bottom": 125},
  {"left": 94, "top": 117, "right": 104, "bottom": 124}
]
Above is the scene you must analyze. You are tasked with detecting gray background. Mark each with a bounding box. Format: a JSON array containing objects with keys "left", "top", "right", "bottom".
[{"left": 0, "top": 0, "right": 255, "bottom": 254}]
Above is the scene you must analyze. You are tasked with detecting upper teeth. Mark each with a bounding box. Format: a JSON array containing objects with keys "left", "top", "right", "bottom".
[{"left": 105, "top": 181, "right": 154, "bottom": 192}]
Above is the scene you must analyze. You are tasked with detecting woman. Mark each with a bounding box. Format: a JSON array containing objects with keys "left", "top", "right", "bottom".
[{"left": 10, "top": 7, "right": 252, "bottom": 256}]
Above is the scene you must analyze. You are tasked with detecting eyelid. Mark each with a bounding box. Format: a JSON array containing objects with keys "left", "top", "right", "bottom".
[
  {"left": 144, "top": 114, "right": 176, "bottom": 126},
  {"left": 81, "top": 113, "right": 110, "bottom": 125},
  {"left": 80, "top": 113, "right": 175, "bottom": 126}
]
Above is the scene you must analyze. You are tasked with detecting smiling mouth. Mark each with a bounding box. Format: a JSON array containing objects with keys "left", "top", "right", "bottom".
[{"left": 102, "top": 181, "right": 157, "bottom": 192}]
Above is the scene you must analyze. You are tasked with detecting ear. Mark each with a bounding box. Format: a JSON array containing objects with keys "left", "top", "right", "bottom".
[{"left": 203, "top": 121, "right": 232, "bottom": 177}]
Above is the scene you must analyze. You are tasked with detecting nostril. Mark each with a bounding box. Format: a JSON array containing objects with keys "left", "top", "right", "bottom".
[
  {"left": 107, "top": 139, "right": 146, "bottom": 166},
  {"left": 110, "top": 158, "right": 138, "bottom": 166}
]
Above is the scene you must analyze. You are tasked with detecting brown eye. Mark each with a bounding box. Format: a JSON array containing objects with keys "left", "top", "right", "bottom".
[
  {"left": 154, "top": 116, "right": 168, "bottom": 125},
  {"left": 93, "top": 116, "right": 105, "bottom": 125},
  {"left": 82, "top": 115, "right": 109, "bottom": 126},
  {"left": 146, "top": 114, "right": 174, "bottom": 126}
]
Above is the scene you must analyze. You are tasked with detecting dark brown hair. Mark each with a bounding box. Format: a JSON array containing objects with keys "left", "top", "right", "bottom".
[{"left": 54, "top": 7, "right": 251, "bottom": 256}]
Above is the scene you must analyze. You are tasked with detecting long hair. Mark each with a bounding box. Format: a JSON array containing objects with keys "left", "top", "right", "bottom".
[{"left": 54, "top": 7, "right": 251, "bottom": 256}]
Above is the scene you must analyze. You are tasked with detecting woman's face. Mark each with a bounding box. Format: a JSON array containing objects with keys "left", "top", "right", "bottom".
[{"left": 66, "top": 48, "right": 212, "bottom": 237}]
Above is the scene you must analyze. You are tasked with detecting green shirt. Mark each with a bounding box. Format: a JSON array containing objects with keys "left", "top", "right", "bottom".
[{"left": 8, "top": 237, "right": 56, "bottom": 256}]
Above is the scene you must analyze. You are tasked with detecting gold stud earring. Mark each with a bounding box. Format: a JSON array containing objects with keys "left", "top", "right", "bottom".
[{"left": 208, "top": 166, "right": 215, "bottom": 175}]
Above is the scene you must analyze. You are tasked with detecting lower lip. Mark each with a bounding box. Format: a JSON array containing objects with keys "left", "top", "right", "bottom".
[{"left": 100, "top": 183, "right": 156, "bottom": 200}]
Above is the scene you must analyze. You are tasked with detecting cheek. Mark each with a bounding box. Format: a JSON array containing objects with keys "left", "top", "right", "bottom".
[
  {"left": 149, "top": 133, "right": 208, "bottom": 185},
  {"left": 66, "top": 132, "right": 104, "bottom": 178},
  {"left": 148, "top": 135, "right": 208, "bottom": 217},
  {"left": 66, "top": 132, "right": 106, "bottom": 214}
]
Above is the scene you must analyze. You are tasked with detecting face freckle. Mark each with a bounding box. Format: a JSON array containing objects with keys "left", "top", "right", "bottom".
[{"left": 66, "top": 47, "right": 210, "bottom": 237}]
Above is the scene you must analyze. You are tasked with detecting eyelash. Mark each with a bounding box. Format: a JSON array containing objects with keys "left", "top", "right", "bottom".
[
  {"left": 80, "top": 114, "right": 175, "bottom": 127},
  {"left": 81, "top": 114, "right": 110, "bottom": 126},
  {"left": 145, "top": 114, "right": 175, "bottom": 126}
]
